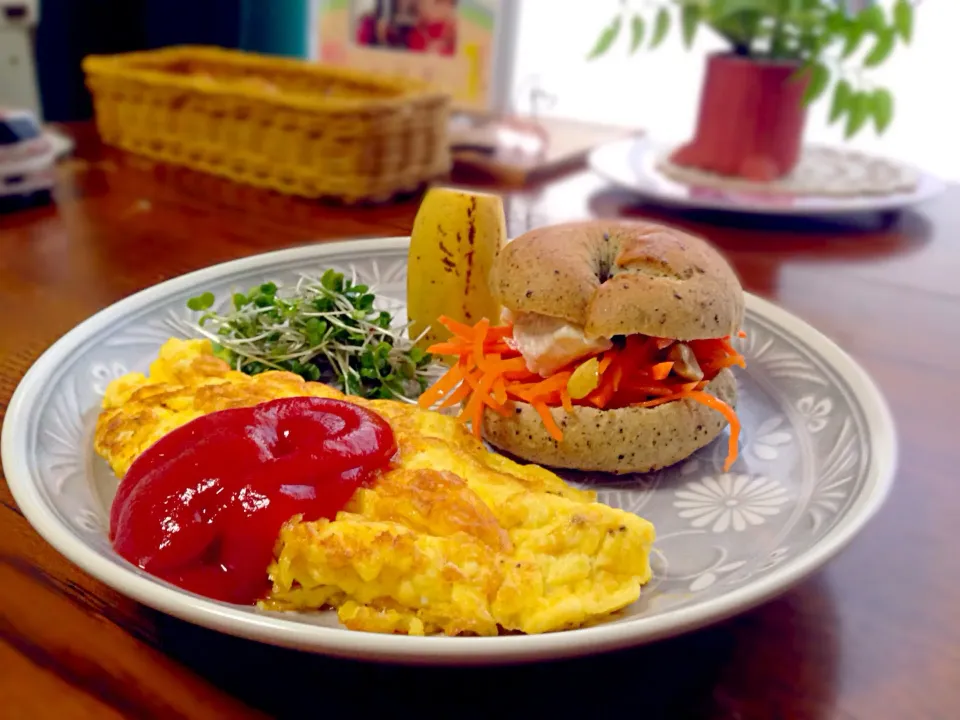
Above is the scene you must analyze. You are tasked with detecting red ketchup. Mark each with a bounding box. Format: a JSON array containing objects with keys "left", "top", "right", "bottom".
[{"left": 109, "top": 397, "right": 396, "bottom": 604}]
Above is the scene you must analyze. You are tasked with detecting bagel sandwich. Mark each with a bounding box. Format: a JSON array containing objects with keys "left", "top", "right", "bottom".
[{"left": 418, "top": 220, "right": 746, "bottom": 474}]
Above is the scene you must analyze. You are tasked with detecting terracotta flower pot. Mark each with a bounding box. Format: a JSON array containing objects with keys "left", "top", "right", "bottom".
[{"left": 669, "top": 53, "right": 809, "bottom": 182}]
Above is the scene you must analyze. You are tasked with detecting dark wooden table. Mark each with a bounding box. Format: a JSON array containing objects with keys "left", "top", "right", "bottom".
[{"left": 2, "top": 124, "right": 958, "bottom": 719}]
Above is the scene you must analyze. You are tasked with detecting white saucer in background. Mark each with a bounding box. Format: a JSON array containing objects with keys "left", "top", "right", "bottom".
[{"left": 589, "top": 136, "right": 945, "bottom": 217}]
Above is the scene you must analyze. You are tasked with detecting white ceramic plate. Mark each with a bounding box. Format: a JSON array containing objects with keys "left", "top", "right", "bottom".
[
  {"left": 2, "top": 238, "right": 897, "bottom": 665},
  {"left": 589, "top": 137, "right": 945, "bottom": 217}
]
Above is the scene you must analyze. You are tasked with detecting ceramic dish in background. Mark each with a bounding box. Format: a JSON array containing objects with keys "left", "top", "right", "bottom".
[
  {"left": 589, "top": 136, "right": 944, "bottom": 218},
  {"left": 0, "top": 108, "right": 56, "bottom": 200},
  {"left": 2, "top": 238, "right": 897, "bottom": 665}
]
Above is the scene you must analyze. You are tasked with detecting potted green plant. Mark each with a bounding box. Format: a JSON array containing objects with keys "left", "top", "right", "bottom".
[{"left": 587, "top": 0, "right": 916, "bottom": 181}]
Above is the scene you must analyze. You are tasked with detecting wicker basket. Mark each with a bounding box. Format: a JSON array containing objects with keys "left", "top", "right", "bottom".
[{"left": 82, "top": 45, "right": 451, "bottom": 203}]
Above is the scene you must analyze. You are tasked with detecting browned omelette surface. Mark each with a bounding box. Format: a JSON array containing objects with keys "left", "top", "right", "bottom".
[{"left": 95, "top": 338, "right": 656, "bottom": 636}]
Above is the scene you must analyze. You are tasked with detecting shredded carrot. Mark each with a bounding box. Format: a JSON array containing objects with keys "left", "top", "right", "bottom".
[
  {"left": 590, "top": 381, "right": 616, "bottom": 409},
  {"left": 688, "top": 391, "right": 740, "bottom": 470},
  {"left": 484, "top": 398, "right": 513, "bottom": 417},
  {"left": 492, "top": 376, "right": 508, "bottom": 406},
  {"left": 632, "top": 389, "right": 740, "bottom": 469},
  {"left": 598, "top": 354, "right": 613, "bottom": 375},
  {"left": 504, "top": 381, "right": 540, "bottom": 402},
  {"left": 464, "top": 368, "right": 509, "bottom": 415},
  {"left": 650, "top": 361, "right": 674, "bottom": 381},
  {"left": 438, "top": 380, "right": 473, "bottom": 409},
  {"left": 440, "top": 366, "right": 483, "bottom": 409},
  {"left": 635, "top": 394, "right": 687, "bottom": 408},
  {"left": 422, "top": 316, "right": 744, "bottom": 454},
  {"left": 437, "top": 316, "right": 477, "bottom": 340},
  {"left": 526, "top": 372, "right": 571, "bottom": 401},
  {"left": 532, "top": 401, "right": 563, "bottom": 442},
  {"left": 626, "top": 384, "right": 680, "bottom": 397},
  {"left": 460, "top": 372, "right": 503, "bottom": 436},
  {"left": 429, "top": 338, "right": 512, "bottom": 357},
  {"left": 719, "top": 337, "right": 740, "bottom": 356},
  {"left": 477, "top": 352, "right": 501, "bottom": 373},
  {"left": 470, "top": 392, "right": 485, "bottom": 438},
  {"left": 417, "top": 363, "right": 464, "bottom": 408},
  {"left": 611, "top": 366, "right": 623, "bottom": 392},
  {"left": 472, "top": 318, "right": 490, "bottom": 366},
  {"left": 487, "top": 325, "right": 514, "bottom": 341},
  {"left": 485, "top": 342, "right": 514, "bottom": 356},
  {"left": 710, "top": 354, "right": 747, "bottom": 371},
  {"left": 426, "top": 340, "right": 471, "bottom": 356},
  {"left": 487, "top": 356, "right": 528, "bottom": 375},
  {"left": 459, "top": 385, "right": 484, "bottom": 435}
]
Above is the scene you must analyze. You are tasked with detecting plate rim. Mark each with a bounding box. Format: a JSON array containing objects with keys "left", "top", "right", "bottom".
[
  {"left": 2, "top": 236, "right": 898, "bottom": 664},
  {"left": 588, "top": 136, "right": 946, "bottom": 217}
]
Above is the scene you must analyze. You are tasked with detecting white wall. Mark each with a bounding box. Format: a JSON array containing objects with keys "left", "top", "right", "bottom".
[{"left": 510, "top": 0, "right": 959, "bottom": 180}]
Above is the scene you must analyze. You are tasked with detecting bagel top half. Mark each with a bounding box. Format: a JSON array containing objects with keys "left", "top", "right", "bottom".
[{"left": 491, "top": 220, "right": 744, "bottom": 341}]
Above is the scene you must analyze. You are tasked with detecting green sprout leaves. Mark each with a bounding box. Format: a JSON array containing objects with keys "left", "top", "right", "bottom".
[
  {"left": 186, "top": 292, "right": 215, "bottom": 312},
  {"left": 185, "top": 270, "right": 434, "bottom": 400}
]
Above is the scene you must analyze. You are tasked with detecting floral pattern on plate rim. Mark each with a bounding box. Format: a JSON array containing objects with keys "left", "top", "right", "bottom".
[{"left": 26, "top": 247, "right": 871, "bottom": 622}]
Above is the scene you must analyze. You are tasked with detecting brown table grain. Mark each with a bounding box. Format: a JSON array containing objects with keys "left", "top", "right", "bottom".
[{"left": 1, "top": 124, "right": 958, "bottom": 719}]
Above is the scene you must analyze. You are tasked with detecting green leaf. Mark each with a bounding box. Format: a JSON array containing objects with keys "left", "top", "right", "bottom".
[
  {"left": 871, "top": 87, "right": 894, "bottom": 133},
  {"left": 800, "top": 62, "right": 830, "bottom": 106},
  {"left": 893, "top": 0, "right": 913, "bottom": 43},
  {"left": 650, "top": 7, "right": 671, "bottom": 49},
  {"left": 864, "top": 28, "right": 895, "bottom": 67},
  {"left": 629, "top": 14, "right": 645, "bottom": 53},
  {"left": 320, "top": 268, "right": 342, "bottom": 292},
  {"left": 587, "top": 15, "right": 623, "bottom": 59},
  {"left": 844, "top": 91, "right": 870, "bottom": 139},
  {"left": 187, "top": 292, "right": 215, "bottom": 312},
  {"left": 841, "top": 20, "right": 866, "bottom": 59},
  {"left": 710, "top": 0, "right": 768, "bottom": 21},
  {"left": 859, "top": 4, "right": 886, "bottom": 34},
  {"left": 829, "top": 79, "right": 852, "bottom": 124},
  {"left": 680, "top": 5, "right": 701, "bottom": 48},
  {"left": 304, "top": 317, "right": 325, "bottom": 346},
  {"left": 825, "top": 10, "right": 846, "bottom": 35}
]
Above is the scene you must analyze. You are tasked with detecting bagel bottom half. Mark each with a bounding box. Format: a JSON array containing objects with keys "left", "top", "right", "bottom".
[{"left": 481, "top": 368, "right": 737, "bottom": 474}]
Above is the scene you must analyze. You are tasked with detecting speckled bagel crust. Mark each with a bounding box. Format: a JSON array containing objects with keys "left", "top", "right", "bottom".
[
  {"left": 481, "top": 368, "right": 737, "bottom": 474},
  {"left": 492, "top": 220, "right": 744, "bottom": 340}
]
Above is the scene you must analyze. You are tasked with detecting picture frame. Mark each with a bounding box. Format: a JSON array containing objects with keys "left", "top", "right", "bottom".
[{"left": 313, "top": 0, "right": 519, "bottom": 115}]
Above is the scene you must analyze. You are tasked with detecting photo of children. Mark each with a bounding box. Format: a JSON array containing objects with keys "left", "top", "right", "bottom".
[{"left": 353, "top": 0, "right": 457, "bottom": 57}]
